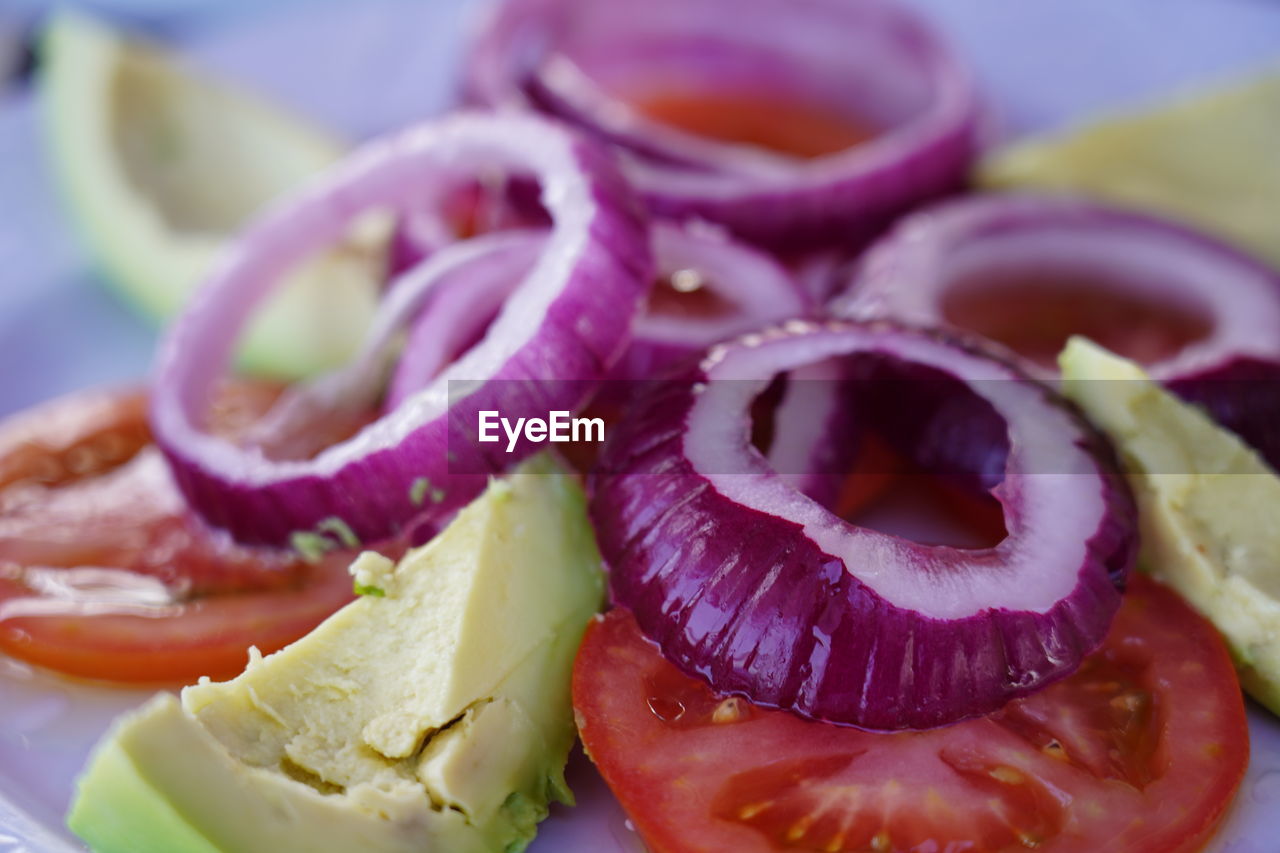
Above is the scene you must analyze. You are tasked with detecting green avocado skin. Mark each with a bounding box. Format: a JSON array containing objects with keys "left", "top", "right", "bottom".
[{"left": 67, "top": 739, "right": 220, "bottom": 853}]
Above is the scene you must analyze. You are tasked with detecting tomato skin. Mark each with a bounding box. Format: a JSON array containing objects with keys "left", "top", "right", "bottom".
[
  {"left": 573, "top": 575, "right": 1248, "bottom": 853},
  {"left": 0, "top": 386, "right": 367, "bottom": 684}
]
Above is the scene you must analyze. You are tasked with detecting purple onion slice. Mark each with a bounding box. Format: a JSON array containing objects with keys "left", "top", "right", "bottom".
[
  {"left": 384, "top": 231, "right": 545, "bottom": 410},
  {"left": 833, "top": 194, "right": 1280, "bottom": 467},
  {"left": 150, "top": 113, "right": 651, "bottom": 548},
  {"left": 613, "top": 222, "right": 812, "bottom": 380},
  {"left": 384, "top": 218, "right": 824, "bottom": 484},
  {"left": 386, "top": 218, "right": 809, "bottom": 389},
  {"left": 464, "top": 0, "right": 982, "bottom": 249},
  {"left": 760, "top": 357, "right": 862, "bottom": 507},
  {"left": 1166, "top": 358, "right": 1280, "bottom": 474},
  {"left": 591, "top": 319, "right": 1136, "bottom": 730}
]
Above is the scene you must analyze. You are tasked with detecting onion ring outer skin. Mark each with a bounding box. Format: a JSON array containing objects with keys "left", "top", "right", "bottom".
[
  {"left": 591, "top": 319, "right": 1136, "bottom": 730},
  {"left": 464, "top": 0, "right": 984, "bottom": 250},
  {"left": 151, "top": 113, "right": 652, "bottom": 548}
]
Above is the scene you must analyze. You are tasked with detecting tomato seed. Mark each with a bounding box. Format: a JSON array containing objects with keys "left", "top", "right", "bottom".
[
  {"left": 785, "top": 814, "right": 814, "bottom": 842},
  {"left": 1042, "top": 739, "right": 1068, "bottom": 761},
  {"left": 990, "top": 766, "right": 1026, "bottom": 785},
  {"left": 713, "top": 697, "right": 748, "bottom": 724}
]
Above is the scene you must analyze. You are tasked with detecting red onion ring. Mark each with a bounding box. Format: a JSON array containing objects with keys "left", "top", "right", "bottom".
[
  {"left": 150, "top": 113, "right": 651, "bottom": 548},
  {"left": 387, "top": 218, "right": 810, "bottom": 385},
  {"left": 761, "top": 358, "right": 861, "bottom": 506},
  {"left": 240, "top": 231, "right": 541, "bottom": 456},
  {"left": 613, "top": 222, "right": 811, "bottom": 379},
  {"left": 591, "top": 319, "right": 1135, "bottom": 730},
  {"left": 833, "top": 194, "right": 1280, "bottom": 467},
  {"left": 385, "top": 231, "right": 546, "bottom": 410},
  {"left": 464, "top": 0, "right": 983, "bottom": 249},
  {"left": 792, "top": 249, "right": 857, "bottom": 304},
  {"left": 386, "top": 218, "right": 826, "bottom": 485}
]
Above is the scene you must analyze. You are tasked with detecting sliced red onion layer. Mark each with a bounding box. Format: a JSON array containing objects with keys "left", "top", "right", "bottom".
[
  {"left": 387, "top": 175, "right": 550, "bottom": 278},
  {"left": 240, "top": 231, "right": 541, "bottom": 455},
  {"left": 832, "top": 194, "right": 1280, "bottom": 467},
  {"left": 761, "top": 358, "right": 861, "bottom": 507},
  {"left": 388, "top": 217, "right": 810, "bottom": 384},
  {"left": 465, "top": 0, "right": 982, "bottom": 249},
  {"left": 385, "top": 217, "right": 825, "bottom": 484},
  {"left": 613, "top": 222, "right": 811, "bottom": 380},
  {"left": 385, "top": 231, "right": 545, "bottom": 410},
  {"left": 151, "top": 113, "right": 652, "bottom": 548},
  {"left": 792, "top": 249, "right": 856, "bottom": 304},
  {"left": 591, "top": 319, "right": 1136, "bottom": 730},
  {"left": 1165, "top": 358, "right": 1280, "bottom": 474}
]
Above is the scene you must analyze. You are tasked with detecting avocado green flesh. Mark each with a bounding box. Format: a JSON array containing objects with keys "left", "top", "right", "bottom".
[
  {"left": 978, "top": 72, "right": 1280, "bottom": 270},
  {"left": 67, "top": 455, "right": 604, "bottom": 852},
  {"left": 40, "top": 12, "right": 385, "bottom": 381},
  {"left": 1060, "top": 338, "right": 1280, "bottom": 713}
]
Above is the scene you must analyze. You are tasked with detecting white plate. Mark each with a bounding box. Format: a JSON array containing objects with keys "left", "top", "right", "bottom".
[{"left": 2, "top": 1, "right": 1279, "bottom": 850}]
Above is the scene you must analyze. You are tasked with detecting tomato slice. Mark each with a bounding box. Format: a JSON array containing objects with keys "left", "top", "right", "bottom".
[
  {"left": 0, "top": 385, "right": 370, "bottom": 684},
  {"left": 629, "top": 91, "right": 878, "bottom": 159},
  {"left": 574, "top": 575, "right": 1248, "bottom": 853}
]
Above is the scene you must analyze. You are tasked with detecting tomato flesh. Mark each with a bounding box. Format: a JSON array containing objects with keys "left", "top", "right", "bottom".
[
  {"left": 941, "top": 268, "right": 1212, "bottom": 372},
  {"left": 0, "top": 385, "right": 370, "bottom": 683},
  {"left": 631, "top": 91, "right": 878, "bottom": 158},
  {"left": 0, "top": 387, "right": 151, "bottom": 494},
  {"left": 573, "top": 575, "right": 1248, "bottom": 853}
]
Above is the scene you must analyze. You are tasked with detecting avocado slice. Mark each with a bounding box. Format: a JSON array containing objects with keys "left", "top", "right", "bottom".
[
  {"left": 67, "top": 455, "right": 604, "bottom": 853},
  {"left": 978, "top": 72, "right": 1280, "bottom": 270},
  {"left": 41, "top": 12, "right": 386, "bottom": 380},
  {"left": 1061, "top": 338, "right": 1280, "bottom": 712}
]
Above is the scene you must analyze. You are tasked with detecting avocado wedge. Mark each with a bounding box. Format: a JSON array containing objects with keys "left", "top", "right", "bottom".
[
  {"left": 978, "top": 72, "right": 1280, "bottom": 270},
  {"left": 67, "top": 455, "right": 604, "bottom": 853},
  {"left": 1061, "top": 338, "right": 1280, "bottom": 712},
  {"left": 41, "top": 12, "right": 386, "bottom": 380}
]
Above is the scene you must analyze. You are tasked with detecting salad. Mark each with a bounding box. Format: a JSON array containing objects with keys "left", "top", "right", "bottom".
[{"left": 2, "top": 0, "right": 1279, "bottom": 851}]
